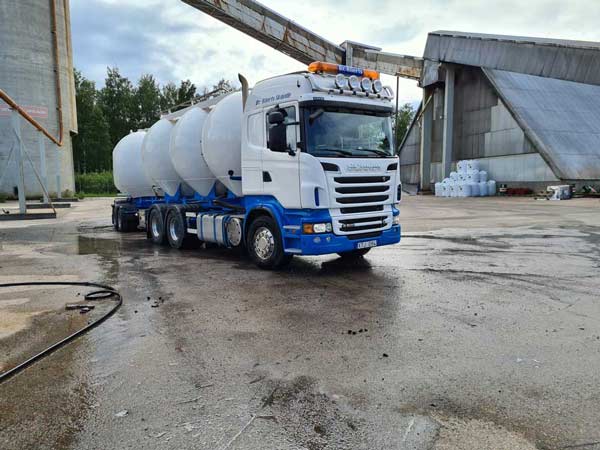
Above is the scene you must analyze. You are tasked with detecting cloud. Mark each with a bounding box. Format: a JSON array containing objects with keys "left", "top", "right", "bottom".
[{"left": 71, "top": 0, "right": 600, "bottom": 105}]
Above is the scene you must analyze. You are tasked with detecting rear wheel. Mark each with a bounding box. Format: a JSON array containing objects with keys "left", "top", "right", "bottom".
[
  {"left": 112, "top": 205, "right": 120, "bottom": 231},
  {"left": 165, "top": 207, "right": 195, "bottom": 249},
  {"left": 337, "top": 248, "right": 371, "bottom": 259},
  {"left": 148, "top": 206, "right": 166, "bottom": 245},
  {"left": 247, "top": 216, "right": 292, "bottom": 270}
]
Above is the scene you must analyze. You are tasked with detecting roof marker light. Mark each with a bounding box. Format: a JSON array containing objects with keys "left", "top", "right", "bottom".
[
  {"left": 307, "top": 61, "right": 380, "bottom": 80},
  {"left": 373, "top": 79, "right": 383, "bottom": 93},
  {"left": 335, "top": 74, "right": 349, "bottom": 90},
  {"left": 360, "top": 77, "right": 372, "bottom": 92},
  {"left": 348, "top": 75, "right": 360, "bottom": 90}
]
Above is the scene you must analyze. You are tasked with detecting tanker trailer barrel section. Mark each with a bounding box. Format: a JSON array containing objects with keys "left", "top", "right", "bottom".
[{"left": 111, "top": 62, "right": 402, "bottom": 269}]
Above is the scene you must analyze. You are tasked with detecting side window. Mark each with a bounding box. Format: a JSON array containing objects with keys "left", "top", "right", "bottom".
[
  {"left": 266, "top": 106, "right": 297, "bottom": 151},
  {"left": 247, "top": 112, "right": 264, "bottom": 146}
]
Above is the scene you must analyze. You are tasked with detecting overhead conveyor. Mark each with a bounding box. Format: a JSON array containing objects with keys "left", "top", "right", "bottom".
[{"left": 180, "top": 0, "right": 423, "bottom": 80}]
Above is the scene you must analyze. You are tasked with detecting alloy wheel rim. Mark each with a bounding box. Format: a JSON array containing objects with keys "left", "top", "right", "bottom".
[{"left": 253, "top": 227, "right": 275, "bottom": 261}]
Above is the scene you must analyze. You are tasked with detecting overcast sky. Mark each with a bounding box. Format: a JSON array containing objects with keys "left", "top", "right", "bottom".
[{"left": 71, "top": 0, "right": 600, "bottom": 105}]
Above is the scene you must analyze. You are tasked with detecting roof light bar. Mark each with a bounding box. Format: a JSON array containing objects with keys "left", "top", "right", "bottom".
[{"left": 308, "top": 61, "right": 380, "bottom": 80}]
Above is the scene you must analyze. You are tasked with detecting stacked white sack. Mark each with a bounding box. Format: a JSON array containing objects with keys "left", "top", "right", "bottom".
[{"left": 434, "top": 160, "right": 497, "bottom": 198}]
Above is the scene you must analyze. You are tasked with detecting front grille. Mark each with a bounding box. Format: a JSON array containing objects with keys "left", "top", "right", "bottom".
[
  {"left": 336, "top": 185, "right": 388, "bottom": 194},
  {"left": 340, "top": 205, "right": 383, "bottom": 214},
  {"left": 339, "top": 215, "right": 388, "bottom": 232},
  {"left": 339, "top": 216, "right": 387, "bottom": 225},
  {"left": 337, "top": 195, "right": 389, "bottom": 204},
  {"left": 330, "top": 171, "right": 393, "bottom": 236},
  {"left": 334, "top": 176, "right": 390, "bottom": 184}
]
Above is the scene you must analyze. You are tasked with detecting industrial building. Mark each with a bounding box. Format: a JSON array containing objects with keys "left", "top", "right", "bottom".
[
  {"left": 399, "top": 31, "right": 600, "bottom": 191},
  {"left": 0, "top": 0, "right": 77, "bottom": 197}
]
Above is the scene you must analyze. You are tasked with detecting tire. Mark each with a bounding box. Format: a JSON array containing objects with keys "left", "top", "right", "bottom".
[
  {"left": 246, "top": 215, "right": 292, "bottom": 269},
  {"left": 165, "top": 207, "right": 195, "bottom": 249},
  {"left": 112, "top": 205, "right": 120, "bottom": 231},
  {"left": 147, "top": 206, "right": 166, "bottom": 245},
  {"left": 337, "top": 248, "right": 371, "bottom": 259}
]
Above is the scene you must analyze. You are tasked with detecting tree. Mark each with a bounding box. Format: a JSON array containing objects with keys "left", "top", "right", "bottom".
[
  {"left": 99, "top": 67, "right": 136, "bottom": 147},
  {"left": 394, "top": 103, "right": 415, "bottom": 154},
  {"left": 72, "top": 69, "right": 111, "bottom": 173},
  {"left": 134, "top": 74, "right": 161, "bottom": 129},
  {"left": 160, "top": 79, "right": 198, "bottom": 112}
]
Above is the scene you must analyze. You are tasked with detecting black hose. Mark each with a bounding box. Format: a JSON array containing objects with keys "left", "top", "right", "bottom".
[{"left": 0, "top": 281, "right": 122, "bottom": 384}]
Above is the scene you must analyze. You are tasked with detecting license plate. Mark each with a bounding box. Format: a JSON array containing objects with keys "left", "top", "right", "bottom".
[{"left": 357, "top": 240, "right": 377, "bottom": 249}]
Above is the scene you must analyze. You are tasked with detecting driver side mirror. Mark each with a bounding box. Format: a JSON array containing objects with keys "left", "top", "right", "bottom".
[
  {"left": 268, "top": 122, "right": 287, "bottom": 152},
  {"left": 268, "top": 110, "right": 288, "bottom": 153}
]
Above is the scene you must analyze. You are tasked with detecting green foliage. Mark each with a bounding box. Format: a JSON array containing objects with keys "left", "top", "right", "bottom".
[
  {"left": 73, "top": 66, "right": 235, "bottom": 179},
  {"left": 100, "top": 67, "right": 137, "bottom": 147},
  {"left": 73, "top": 70, "right": 112, "bottom": 173},
  {"left": 394, "top": 103, "right": 416, "bottom": 154},
  {"left": 75, "top": 171, "right": 117, "bottom": 195},
  {"left": 134, "top": 74, "right": 162, "bottom": 129},
  {"left": 0, "top": 192, "right": 7, "bottom": 203}
]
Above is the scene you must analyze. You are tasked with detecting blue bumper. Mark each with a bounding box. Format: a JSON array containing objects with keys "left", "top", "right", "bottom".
[{"left": 289, "top": 225, "right": 401, "bottom": 256}]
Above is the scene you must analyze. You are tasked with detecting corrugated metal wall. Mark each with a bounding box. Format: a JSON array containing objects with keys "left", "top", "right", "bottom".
[{"left": 400, "top": 67, "right": 557, "bottom": 186}]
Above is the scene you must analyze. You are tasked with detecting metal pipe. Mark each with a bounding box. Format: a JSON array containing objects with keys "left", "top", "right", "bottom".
[
  {"left": 0, "top": 89, "right": 62, "bottom": 146},
  {"left": 238, "top": 74, "right": 249, "bottom": 111}
]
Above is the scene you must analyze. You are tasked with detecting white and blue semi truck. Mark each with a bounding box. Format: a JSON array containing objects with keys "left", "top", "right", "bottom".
[{"left": 112, "top": 62, "right": 402, "bottom": 269}]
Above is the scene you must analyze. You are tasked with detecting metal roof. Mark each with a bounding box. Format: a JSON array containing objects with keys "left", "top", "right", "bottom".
[
  {"left": 424, "top": 31, "right": 600, "bottom": 86},
  {"left": 484, "top": 68, "right": 600, "bottom": 180}
]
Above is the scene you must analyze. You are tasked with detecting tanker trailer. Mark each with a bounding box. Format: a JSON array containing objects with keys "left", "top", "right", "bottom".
[{"left": 112, "top": 62, "right": 402, "bottom": 269}]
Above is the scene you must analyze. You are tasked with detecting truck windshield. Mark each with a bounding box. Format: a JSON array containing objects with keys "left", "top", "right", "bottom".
[{"left": 304, "top": 107, "right": 394, "bottom": 158}]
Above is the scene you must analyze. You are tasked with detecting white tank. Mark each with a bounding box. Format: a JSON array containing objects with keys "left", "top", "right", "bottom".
[
  {"left": 141, "top": 118, "right": 192, "bottom": 197},
  {"left": 202, "top": 92, "right": 243, "bottom": 196},
  {"left": 113, "top": 131, "right": 155, "bottom": 197},
  {"left": 170, "top": 108, "right": 216, "bottom": 196},
  {"left": 434, "top": 182, "right": 443, "bottom": 197},
  {"left": 478, "top": 181, "right": 488, "bottom": 197},
  {"left": 487, "top": 180, "right": 497, "bottom": 196},
  {"left": 479, "top": 170, "right": 488, "bottom": 183},
  {"left": 468, "top": 182, "right": 480, "bottom": 197},
  {"left": 466, "top": 170, "right": 480, "bottom": 183},
  {"left": 467, "top": 160, "right": 480, "bottom": 172}
]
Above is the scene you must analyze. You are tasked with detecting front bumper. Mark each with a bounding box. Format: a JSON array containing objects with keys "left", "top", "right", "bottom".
[{"left": 289, "top": 225, "right": 401, "bottom": 256}]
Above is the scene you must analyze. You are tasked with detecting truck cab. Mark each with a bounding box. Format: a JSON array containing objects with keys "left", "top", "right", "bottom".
[{"left": 240, "top": 63, "right": 401, "bottom": 267}]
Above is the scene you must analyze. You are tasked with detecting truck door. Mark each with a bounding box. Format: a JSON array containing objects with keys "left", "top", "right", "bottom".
[{"left": 262, "top": 103, "right": 301, "bottom": 209}]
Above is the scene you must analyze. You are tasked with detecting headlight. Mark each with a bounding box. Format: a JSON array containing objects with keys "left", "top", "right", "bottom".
[
  {"left": 335, "top": 74, "right": 349, "bottom": 90},
  {"left": 372, "top": 79, "right": 383, "bottom": 93},
  {"left": 348, "top": 75, "right": 360, "bottom": 90},
  {"left": 393, "top": 215, "right": 401, "bottom": 225},
  {"left": 303, "top": 222, "right": 332, "bottom": 234},
  {"left": 361, "top": 77, "right": 372, "bottom": 92}
]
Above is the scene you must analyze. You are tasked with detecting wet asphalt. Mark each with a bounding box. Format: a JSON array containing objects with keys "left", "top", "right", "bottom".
[{"left": 0, "top": 196, "right": 599, "bottom": 450}]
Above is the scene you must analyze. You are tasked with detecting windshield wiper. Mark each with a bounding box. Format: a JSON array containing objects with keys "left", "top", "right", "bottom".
[
  {"left": 314, "top": 148, "right": 354, "bottom": 157},
  {"left": 357, "top": 148, "right": 392, "bottom": 157}
]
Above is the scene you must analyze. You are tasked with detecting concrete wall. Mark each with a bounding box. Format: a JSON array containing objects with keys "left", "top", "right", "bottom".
[
  {"left": 399, "top": 66, "right": 559, "bottom": 188},
  {"left": 0, "top": 0, "right": 76, "bottom": 197}
]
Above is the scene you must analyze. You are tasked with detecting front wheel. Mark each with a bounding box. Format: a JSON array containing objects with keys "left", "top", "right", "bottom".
[
  {"left": 337, "top": 248, "right": 371, "bottom": 259},
  {"left": 246, "top": 216, "right": 292, "bottom": 270}
]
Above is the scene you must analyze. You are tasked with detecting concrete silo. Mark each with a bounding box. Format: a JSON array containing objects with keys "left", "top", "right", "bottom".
[{"left": 0, "top": 0, "right": 77, "bottom": 198}]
